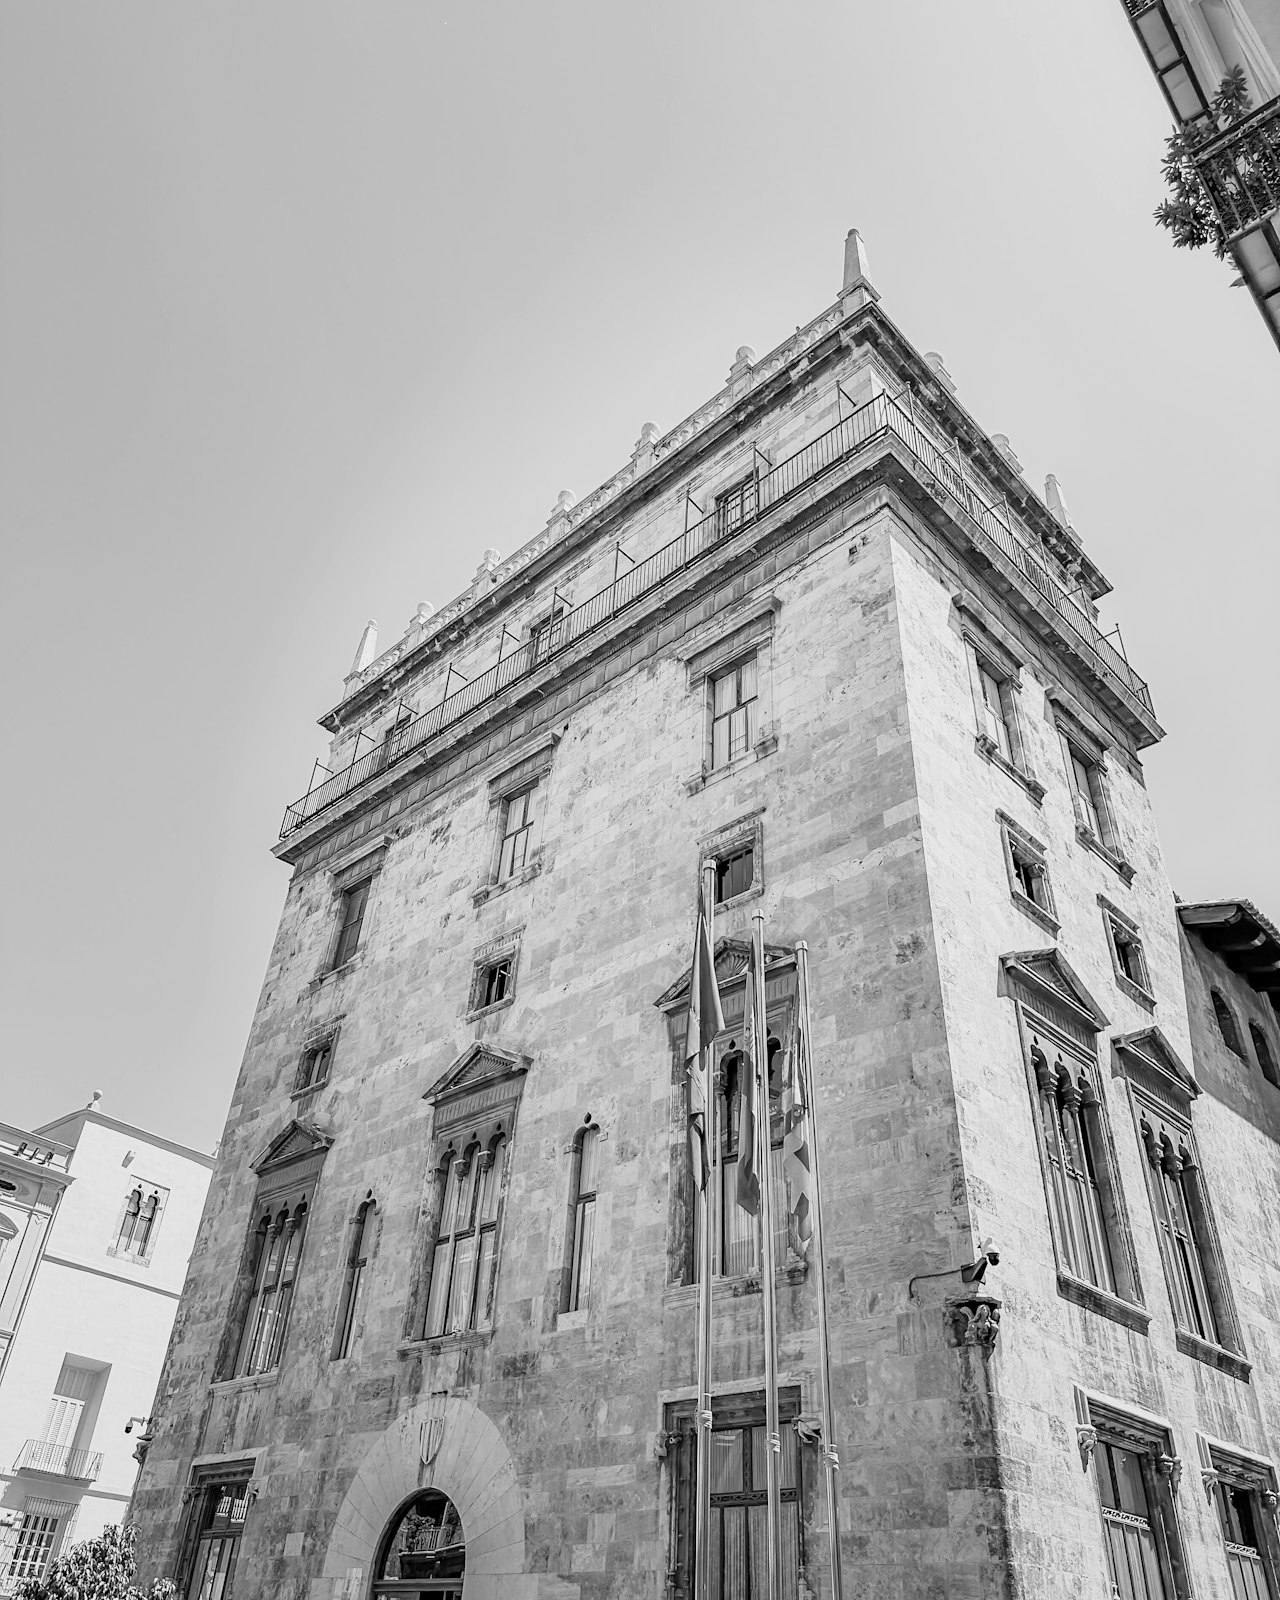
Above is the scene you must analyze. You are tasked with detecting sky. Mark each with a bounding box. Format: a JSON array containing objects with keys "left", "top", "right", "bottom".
[{"left": 1, "top": 2, "right": 1276, "bottom": 1153}]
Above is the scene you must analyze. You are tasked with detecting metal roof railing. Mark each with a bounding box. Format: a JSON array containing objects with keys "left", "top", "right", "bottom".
[{"left": 281, "top": 391, "right": 1152, "bottom": 838}]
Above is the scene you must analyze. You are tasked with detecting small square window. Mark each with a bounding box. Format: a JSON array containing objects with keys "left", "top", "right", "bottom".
[
  {"left": 498, "top": 786, "right": 538, "bottom": 883},
  {"left": 470, "top": 948, "right": 518, "bottom": 1016},
  {"left": 714, "top": 474, "right": 756, "bottom": 537},
  {"left": 710, "top": 656, "right": 759, "bottom": 770},
  {"left": 1103, "top": 905, "right": 1153, "bottom": 1000},
  {"left": 482, "top": 959, "right": 512, "bottom": 1008},
  {"left": 715, "top": 846, "right": 755, "bottom": 905},
  {"left": 999, "top": 815, "right": 1057, "bottom": 929},
  {"left": 296, "top": 1040, "right": 334, "bottom": 1094}
]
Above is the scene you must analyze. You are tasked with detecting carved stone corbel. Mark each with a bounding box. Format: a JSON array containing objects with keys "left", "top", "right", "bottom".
[
  {"left": 946, "top": 1292, "right": 1002, "bottom": 1354},
  {"left": 1201, "top": 1467, "right": 1221, "bottom": 1501},
  {"left": 1157, "top": 1455, "right": 1183, "bottom": 1497},
  {"left": 1077, "top": 1426, "right": 1098, "bottom": 1472}
]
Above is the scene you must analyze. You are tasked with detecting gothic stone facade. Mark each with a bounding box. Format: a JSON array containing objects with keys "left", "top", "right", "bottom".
[{"left": 132, "top": 241, "right": 1280, "bottom": 1600}]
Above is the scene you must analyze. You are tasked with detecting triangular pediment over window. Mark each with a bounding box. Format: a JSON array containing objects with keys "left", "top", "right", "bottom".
[
  {"left": 423, "top": 1043, "right": 530, "bottom": 1145},
  {"left": 655, "top": 938, "right": 795, "bottom": 1013},
  {"left": 1113, "top": 1026, "right": 1198, "bottom": 1110},
  {"left": 1000, "top": 949, "right": 1109, "bottom": 1032},
  {"left": 250, "top": 1119, "right": 333, "bottom": 1176}
]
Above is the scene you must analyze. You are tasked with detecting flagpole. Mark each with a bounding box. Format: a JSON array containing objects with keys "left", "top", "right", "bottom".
[
  {"left": 693, "top": 862, "right": 718, "bottom": 1600},
  {"left": 796, "top": 940, "right": 844, "bottom": 1600},
  {"left": 752, "top": 912, "right": 784, "bottom": 1600}
]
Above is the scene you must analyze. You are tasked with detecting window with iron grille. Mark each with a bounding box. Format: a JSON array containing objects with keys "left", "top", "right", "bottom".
[
  {"left": 664, "top": 1390, "right": 803, "bottom": 1600},
  {"left": 1096, "top": 1437, "right": 1173, "bottom": 1600},
  {"left": 333, "top": 1196, "right": 376, "bottom": 1360},
  {"left": 566, "top": 1126, "right": 600, "bottom": 1314},
  {"left": 714, "top": 474, "right": 756, "bottom": 538},
  {"left": 498, "top": 786, "right": 538, "bottom": 883},
  {"left": 7, "top": 1501, "right": 73, "bottom": 1584},
  {"left": 332, "top": 878, "right": 372, "bottom": 970},
  {"left": 423, "top": 1136, "right": 507, "bottom": 1338},
  {"left": 1217, "top": 1479, "right": 1274, "bottom": 1600},
  {"left": 710, "top": 657, "right": 759, "bottom": 770}
]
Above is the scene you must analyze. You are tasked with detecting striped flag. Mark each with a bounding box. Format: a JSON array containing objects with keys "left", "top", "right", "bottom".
[
  {"left": 736, "top": 938, "right": 762, "bottom": 1216},
  {"left": 684, "top": 889, "right": 724, "bottom": 1191},
  {"left": 781, "top": 1021, "right": 815, "bottom": 1261}
]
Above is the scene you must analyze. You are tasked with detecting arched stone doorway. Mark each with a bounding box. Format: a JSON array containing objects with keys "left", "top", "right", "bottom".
[
  {"left": 372, "top": 1488, "right": 465, "bottom": 1598},
  {"left": 319, "top": 1396, "right": 578, "bottom": 1600}
]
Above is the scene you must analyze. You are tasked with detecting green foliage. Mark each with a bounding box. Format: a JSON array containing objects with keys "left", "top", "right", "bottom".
[
  {"left": 13, "top": 1522, "right": 175, "bottom": 1600},
  {"left": 1154, "top": 67, "right": 1253, "bottom": 257}
]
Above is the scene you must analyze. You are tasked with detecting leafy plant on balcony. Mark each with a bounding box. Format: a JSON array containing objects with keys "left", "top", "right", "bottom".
[
  {"left": 1154, "top": 67, "right": 1253, "bottom": 255},
  {"left": 13, "top": 1522, "right": 175, "bottom": 1600}
]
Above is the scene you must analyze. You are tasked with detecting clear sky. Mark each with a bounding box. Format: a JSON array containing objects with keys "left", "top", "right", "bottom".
[{"left": 2, "top": 2, "right": 1276, "bottom": 1152}]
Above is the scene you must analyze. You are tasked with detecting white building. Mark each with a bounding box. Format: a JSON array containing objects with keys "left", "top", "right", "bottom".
[{"left": 0, "top": 1103, "right": 213, "bottom": 1591}]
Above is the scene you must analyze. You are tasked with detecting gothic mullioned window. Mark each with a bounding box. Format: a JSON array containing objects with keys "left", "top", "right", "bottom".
[
  {"left": 113, "top": 1183, "right": 165, "bottom": 1260},
  {"left": 423, "top": 1136, "right": 506, "bottom": 1338},
  {"left": 1029, "top": 1038, "right": 1117, "bottom": 1294}
]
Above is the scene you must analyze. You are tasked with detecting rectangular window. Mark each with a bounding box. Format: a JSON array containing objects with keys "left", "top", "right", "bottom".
[
  {"left": 498, "top": 787, "right": 537, "bottom": 882},
  {"left": 665, "top": 1392, "right": 803, "bottom": 1600},
  {"left": 1000, "top": 816, "right": 1056, "bottom": 923},
  {"left": 425, "top": 1138, "right": 507, "bottom": 1337},
  {"left": 710, "top": 657, "right": 759, "bottom": 771},
  {"left": 1105, "top": 907, "right": 1153, "bottom": 998},
  {"left": 714, "top": 846, "right": 754, "bottom": 905},
  {"left": 179, "top": 1469, "right": 252, "bottom": 1600},
  {"left": 977, "top": 662, "right": 1017, "bottom": 766},
  {"left": 1067, "top": 744, "right": 1107, "bottom": 842},
  {"left": 296, "top": 1040, "right": 334, "bottom": 1094},
  {"left": 1096, "top": 1438, "right": 1170, "bottom": 1599},
  {"left": 7, "top": 1502, "right": 73, "bottom": 1584},
  {"left": 481, "top": 959, "right": 511, "bottom": 1009},
  {"left": 1217, "top": 1480, "right": 1273, "bottom": 1600},
  {"left": 714, "top": 474, "right": 757, "bottom": 538},
  {"left": 332, "top": 878, "right": 371, "bottom": 970}
]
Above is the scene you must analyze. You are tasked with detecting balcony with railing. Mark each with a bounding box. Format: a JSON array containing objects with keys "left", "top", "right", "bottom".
[
  {"left": 13, "top": 1438, "right": 103, "bottom": 1482},
  {"left": 280, "top": 390, "right": 1156, "bottom": 841},
  {"left": 1194, "top": 94, "right": 1280, "bottom": 238}
]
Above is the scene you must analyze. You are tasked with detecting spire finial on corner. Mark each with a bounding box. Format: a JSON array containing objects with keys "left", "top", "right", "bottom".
[
  {"left": 349, "top": 619, "right": 379, "bottom": 678},
  {"left": 842, "top": 228, "right": 880, "bottom": 309}
]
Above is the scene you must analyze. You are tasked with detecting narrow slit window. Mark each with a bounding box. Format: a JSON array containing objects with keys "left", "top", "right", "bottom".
[
  {"left": 1213, "top": 990, "right": 1245, "bottom": 1057},
  {"left": 333, "top": 1199, "right": 375, "bottom": 1359},
  {"left": 1250, "top": 1022, "right": 1279, "bottom": 1088},
  {"left": 568, "top": 1127, "right": 600, "bottom": 1313}
]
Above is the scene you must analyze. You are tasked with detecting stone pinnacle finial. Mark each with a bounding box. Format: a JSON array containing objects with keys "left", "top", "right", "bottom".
[
  {"left": 842, "top": 228, "right": 879, "bottom": 306},
  {"left": 349, "top": 620, "right": 379, "bottom": 677},
  {"left": 1045, "top": 474, "right": 1073, "bottom": 530},
  {"left": 87, "top": 1089, "right": 102, "bottom": 1111}
]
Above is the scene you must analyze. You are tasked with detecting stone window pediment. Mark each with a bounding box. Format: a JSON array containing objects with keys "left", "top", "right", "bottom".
[
  {"left": 1113, "top": 1027, "right": 1198, "bottom": 1115},
  {"left": 1001, "top": 949, "right": 1110, "bottom": 1035},
  {"left": 250, "top": 1119, "right": 333, "bottom": 1201},
  {"left": 423, "top": 1043, "right": 530, "bottom": 1142}
]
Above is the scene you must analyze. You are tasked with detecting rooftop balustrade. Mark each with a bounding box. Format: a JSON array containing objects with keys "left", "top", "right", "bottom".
[
  {"left": 281, "top": 391, "right": 1153, "bottom": 839},
  {"left": 14, "top": 1439, "right": 103, "bottom": 1482}
]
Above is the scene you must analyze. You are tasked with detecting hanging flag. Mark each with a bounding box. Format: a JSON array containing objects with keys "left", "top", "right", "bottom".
[
  {"left": 781, "top": 1020, "right": 815, "bottom": 1261},
  {"left": 684, "top": 889, "right": 725, "bottom": 1190},
  {"left": 736, "top": 940, "right": 763, "bottom": 1217}
]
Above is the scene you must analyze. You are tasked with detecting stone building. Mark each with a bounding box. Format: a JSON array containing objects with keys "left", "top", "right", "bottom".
[
  {"left": 1118, "top": 0, "right": 1280, "bottom": 347},
  {"left": 133, "top": 232, "right": 1280, "bottom": 1600},
  {"left": 0, "top": 1103, "right": 213, "bottom": 1589}
]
